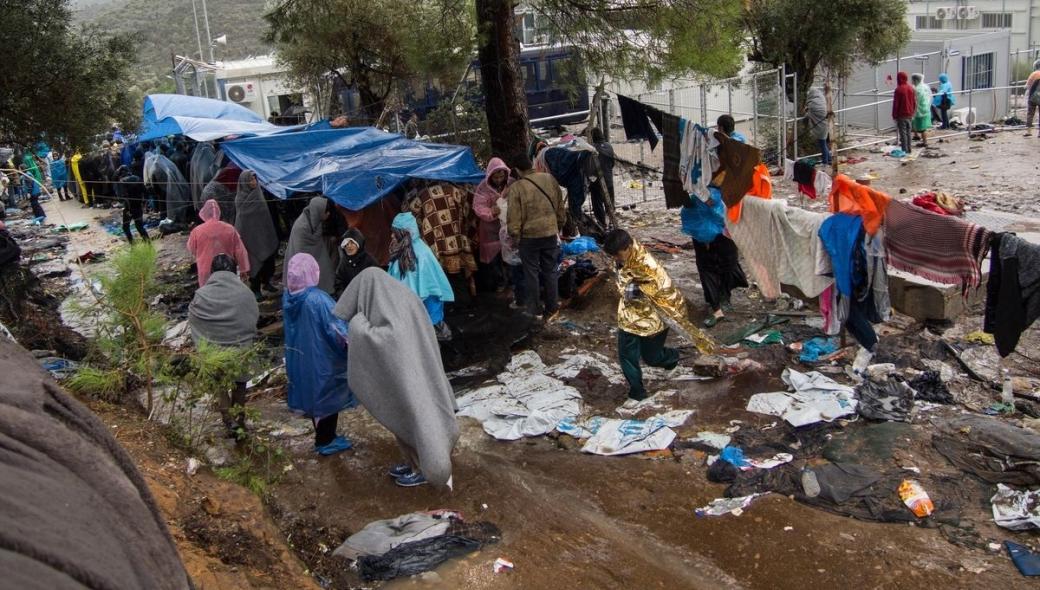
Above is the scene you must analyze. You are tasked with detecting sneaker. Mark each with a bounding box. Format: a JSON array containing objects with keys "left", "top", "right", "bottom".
[
  {"left": 316, "top": 435, "right": 353, "bottom": 456},
  {"left": 387, "top": 463, "right": 412, "bottom": 478},
  {"left": 394, "top": 471, "right": 428, "bottom": 487},
  {"left": 434, "top": 321, "right": 453, "bottom": 341}
]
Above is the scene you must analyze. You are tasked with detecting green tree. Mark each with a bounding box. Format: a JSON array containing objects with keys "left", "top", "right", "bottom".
[
  {"left": 0, "top": 0, "right": 139, "bottom": 148},
  {"left": 264, "top": 0, "right": 475, "bottom": 123},
  {"left": 745, "top": 0, "right": 911, "bottom": 98}
]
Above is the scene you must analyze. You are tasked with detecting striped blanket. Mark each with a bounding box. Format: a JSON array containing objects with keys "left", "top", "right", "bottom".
[{"left": 883, "top": 200, "right": 991, "bottom": 294}]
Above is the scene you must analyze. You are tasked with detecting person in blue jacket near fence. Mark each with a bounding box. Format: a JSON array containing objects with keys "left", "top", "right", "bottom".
[{"left": 283, "top": 252, "right": 356, "bottom": 456}]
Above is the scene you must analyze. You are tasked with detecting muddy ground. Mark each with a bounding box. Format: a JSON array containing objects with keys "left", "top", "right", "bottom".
[{"left": 9, "top": 129, "right": 1040, "bottom": 589}]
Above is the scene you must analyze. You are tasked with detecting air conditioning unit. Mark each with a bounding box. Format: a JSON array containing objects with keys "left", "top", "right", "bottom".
[
  {"left": 226, "top": 82, "right": 257, "bottom": 104},
  {"left": 935, "top": 7, "right": 955, "bottom": 20},
  {"left": 958, "top": 6, "right": 979, "bottom": 20}
]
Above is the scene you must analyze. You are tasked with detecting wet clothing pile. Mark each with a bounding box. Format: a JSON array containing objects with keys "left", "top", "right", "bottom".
[
  {"left": 883, "top": 199, "right": 991, "bottom": 294},
  {"left": 334, "top": 268, "right": 459, "bottom": 487},
  {"left": 342, "top": 511, "right": 501, "bottom": 582},
  {"left": 933, "top": 414, "right": 1040, "bottom": 486},
  {"left": 406, "top": 183, "right": 478, "bottom": 275},
  {"left": 0, "top": 338, "right": 192, "bottom": 590},
  {"left": 911, "top": 192, "right": 964, "bottom": 216},
  {"left": 984, "top": 233, "right": 1040, "bottom": 357},
  {"left": 855, "top": 373, "right": 915, "bottom": 422}
]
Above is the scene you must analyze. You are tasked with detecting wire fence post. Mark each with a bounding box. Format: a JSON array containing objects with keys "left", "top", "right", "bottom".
[
  {"left": 873, "top": 65, "right": 880, "bottom": 135},
  {"left": 968, "top": 45, "right": 974, "bottom": 132},
  {"left": 792, "top": 71, "right": 799, "bottom": 160},
  {"left": 752, "top": 74, "right": 760, "bottom": 146},
  {"left": 777, "top": 66, "right": 785, "bottom": 163},
  {"left": 699, "top": 85, "right": 708, "bottom": 126},
  {"left": 668, "top": 88, "right": 675, "bottom": 115}
]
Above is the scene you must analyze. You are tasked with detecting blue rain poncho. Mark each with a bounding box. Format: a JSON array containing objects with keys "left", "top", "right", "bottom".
[
  {"left": 680, "top": 186, "right": 726, "bottom": 243},
  {"left": 388, "top": 212, "right": 454, "bottom": 324},
  {"left": 283, "top": 286, "right": 356, "bottom": 419},
  {"left": 818, "top": 213, "right": 865, "bottom": 297},
  {"left": 50, "top": 158, "right": 68, "bottom": 190},
  {"left": 933, "top": 73, "right": 956, "bottom": 107}
]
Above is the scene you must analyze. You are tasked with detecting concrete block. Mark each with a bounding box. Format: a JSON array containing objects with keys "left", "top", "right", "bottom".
[{"left": 886, "top": 264, "right": 988, "bottom": 322}]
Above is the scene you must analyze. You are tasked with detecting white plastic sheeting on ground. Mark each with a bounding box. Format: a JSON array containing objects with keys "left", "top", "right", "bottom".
[
  {"left": 992, "top": 484, "right": 1040, "bottom": 530},
  {"left": 745, "top": 368, "right": 857, "bottom": 427},
  {"left": 557, "top": 410, "right": 693, "bottom": 456},
  {"left": 456, "top": 351, "right": 582, "bottom": 441}
]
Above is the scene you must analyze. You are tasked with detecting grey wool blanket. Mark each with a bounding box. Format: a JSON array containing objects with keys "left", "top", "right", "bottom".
[
  {"left": 0, "top": 337, "right": 193, "bottom": 589},
  {"left": 284, "top": 196, "right": 337, "bottom": 294},
  {"left": 334, "top": 267, "right": 459, "bottom": 487},
  {"left": 188, "top": 270, "right": 259, "bottom": 347}
]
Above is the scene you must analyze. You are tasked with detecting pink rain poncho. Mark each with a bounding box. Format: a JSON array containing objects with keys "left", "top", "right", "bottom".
[
  {"left": 187, "top": 199, "right": 251, "bottom": 287},
  {"left": 472, "top": 158, "right": 512, "bottom": 264},
  {"left": 287, "top": 252, "right": 320, "bottom": 294}
]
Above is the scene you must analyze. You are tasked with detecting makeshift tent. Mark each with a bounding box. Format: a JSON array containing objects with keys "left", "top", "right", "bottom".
[
  {"left": 138, "top": 94, "right": 300, "bottom": 142},
  {"left": 220, "top": 128, "right": 486, "bottom": 211}
]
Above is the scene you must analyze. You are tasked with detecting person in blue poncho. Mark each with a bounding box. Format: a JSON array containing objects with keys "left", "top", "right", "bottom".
[
  {"left": 283, "top": 252, "right": 356, "bottom": 456},
  {"left": 932, "top": 73, "right": 955, "bottom": 130},
  {"left": 388, "top": 212, "right": 455, "bottom": 341},
  {"left": 50, "top": 150, "right": 71, "bottom": 201}
]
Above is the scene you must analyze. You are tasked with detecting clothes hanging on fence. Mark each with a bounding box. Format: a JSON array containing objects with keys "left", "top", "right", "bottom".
[
  {"left": 819, "top": 214, "right": 865, "bottom": 297},
  {"left": 784, "top": 159, "right": 831, "bottom": 203},
  {"left": 883, "top": 199, "right": 991, "bottom": 294},
  {"left": 985, "top": 233, "right": 1040, "bottom": 357},
  {"left": 679, "top": 121, "right": 716, "bottom": 202},
  {"left": 660, "top": 113, "right": 687, "bottom": 209},
  {"left": 712, "top": 133, "right": 761, "bottom": 208},
  {"left": 829, "top": 174, "right": 891, "bottom": 236},
  {"left": 726, "top": 164, "right": 772, "bottom": 224},
  {"left": 865, "top": 229, "right": 892, "bottom": 322},
  {"left": 616, "top": 94, "right": 659, "bottom": 150},
  {"left": 725, "top": 197, "right": 833, "bottom": 300},
  {"left": 793, "top": 160, "right": 818, "bottom": 199}
]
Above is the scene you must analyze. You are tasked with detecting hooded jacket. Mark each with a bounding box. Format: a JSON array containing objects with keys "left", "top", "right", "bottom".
[
  {"left": 892, "top": 72, "right": 917, "bottom": 119},
  {"left": 334, "top": 228, "right": 378, "bottom": 295},
  {"left": 472, "top": 158, "right": 511, "bottom": 263},
  {"left": 933, "top": 73, "right": 956, "bottom": 107}
]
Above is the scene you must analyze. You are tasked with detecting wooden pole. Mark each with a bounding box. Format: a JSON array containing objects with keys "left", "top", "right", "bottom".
[{"left": 824, "top": 73, "right": 839, "bottom": 178}]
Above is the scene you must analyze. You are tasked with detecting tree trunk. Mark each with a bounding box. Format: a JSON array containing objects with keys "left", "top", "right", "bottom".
[{"left": 475, "top": 0, "right": 530, "bottom": 168}]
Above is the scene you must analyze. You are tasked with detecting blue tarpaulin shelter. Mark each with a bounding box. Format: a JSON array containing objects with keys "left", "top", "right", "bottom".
[
  {"left": 221, "top": 127, "right": 486, "bottom": 211},
  {"left": 138, "top": 94, "right": 298, "bottom": 142}
]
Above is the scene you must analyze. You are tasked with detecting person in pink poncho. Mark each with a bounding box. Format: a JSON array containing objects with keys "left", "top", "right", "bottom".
[
  {"left": 472, "top": 157, "right": 512, "bottom": 290},
  {"left": 187, "top": 199, "right": 251, "bottom": 287}
]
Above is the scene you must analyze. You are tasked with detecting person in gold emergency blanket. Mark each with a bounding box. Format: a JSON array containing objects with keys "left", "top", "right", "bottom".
[{"left": 602, "top": 229, "right": 714, "bottom": 401}]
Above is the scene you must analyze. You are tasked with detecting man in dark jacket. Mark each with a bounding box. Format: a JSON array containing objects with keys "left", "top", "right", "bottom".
[
  {"left": 892, "top": 71, "right": 917, "bottom": 154},
  {"left": 116, "top": 165, "right": 150, "bottom": 244},
  {"left": 507, "top": 155, "right": 567, "bottom": 319},
  {"left": 589, "top": 127, "right": 615, "bottom": 228}
]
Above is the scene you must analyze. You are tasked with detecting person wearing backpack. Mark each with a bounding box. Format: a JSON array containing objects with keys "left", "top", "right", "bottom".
[
  {"left": 1026, "top": 59, "right": 1040, "bottom": 137},
  {"left": 506, "top": 155, "right": 567, "bottom": 319}
]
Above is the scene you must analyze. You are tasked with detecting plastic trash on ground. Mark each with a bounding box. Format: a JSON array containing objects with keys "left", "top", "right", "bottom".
[
  {"left": 493, "top": 557, "right": 514, "bottom": 573},
  {"left": 899, "top": 479, "right": 934, "bottom": 517},
  {"left": 799, "top": 337, "right": 839, "bottom": 363},
  {"left": 561, "top": 236, "right": 599, "bottom": 256},
  {"left": 1006, "top": 541, "right": 1040, "bottom": 576},
  {"left": 695, "top": 493, "right": 768, "bottom": 517},
  {"left": 991, "top": 484, "right": 1040, "bottom": 530},
  {"left": 745, "top": 368, "right": 857, "bottom": 427}
]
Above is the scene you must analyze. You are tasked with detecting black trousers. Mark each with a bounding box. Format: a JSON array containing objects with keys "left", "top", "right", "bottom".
[
  {"left": 249, "top": 254, "right": 277, "bottom": 291},
  {"left": 589, "top": 177, "right": 613, "bottom": 227},
  {"left": 314, "top": 413, "right": 338, "bottom": 447},
  {"left": 519, "top": 236, "right": 561, "bottom": 316},
  {"left": 122, "top": 201, "right": 149, "bottom": 243},
  {"left": 692, "top": 235, "right": 748, "bottom": 311}
]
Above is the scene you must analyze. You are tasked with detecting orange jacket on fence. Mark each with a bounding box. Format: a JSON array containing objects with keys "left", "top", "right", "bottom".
[
  {"left": 726, "top": 163, "right": 772, "bottom": 223},
  {"left": 828, "top": 174, "right": 892, "bottom": 235}
]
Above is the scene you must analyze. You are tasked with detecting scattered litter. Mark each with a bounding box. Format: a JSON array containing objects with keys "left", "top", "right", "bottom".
[
  {"left": 719, "top": 446, "right": 749, "bottom": 467},
  {"left": 616, "top": 390, "right": 675, "bottom": 417},
  {"left": 907, "top": 370, "right": 954, "bottom": 404},
  {"left": 899, "top": 479, "right": 934, "bottom": 518},
  {"left": 162, "top": 320, "right": 191, "bottom": 349},
  {"left": 856, "top": 372, "right": 915, "bottom": 422},
  {"left": 799, "top": 337, "right": 838, "bottom": 363},
  {"left": 1006, "top": 541, "right": 1040, "bottom": 577},
  {"left": 493, "top": 557, "right": 514, "bottom": 574},
  {"left": 38, "top": 356, "right": 77, "bottom": 380},
  {"left": 185, "top": 457, "right": 200, "bottom": 476},
  {"left": 964, "top": 330, "right": 995, "bottom": 345},
  {"left": 246, "top": 363, "right": 284, "bottom": 389},
  {"left": 559, "top": 411, "right": 692, "bottom": 456},
  {"left": 744, "top": 330, "right": 783, "bottom": 347},
  {"left": 689, "top": 431, "right": 731, "bottom": 450},
  {"left": 783, "top": 526, "right": 794, "bottom": 531},
  {"left": 991, "top": 484, "right": 1040, "bottom": 530},
  {"left": 746, "top": 368, "right": 857, "bottom": 427},
  {"left": 695, "top": 493, "right": 768, "bottom": 517},
  {"left": 747, "top": 453, "right": 794, "bottom": 470}
]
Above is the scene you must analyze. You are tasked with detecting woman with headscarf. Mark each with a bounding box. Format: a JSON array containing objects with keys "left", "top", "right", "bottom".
[
  {"left": 188, "top": 254, "right": 259, "bottom": 438},
  {"left": 284, "top": 253, "right": 355, "bottom": 456},
  {"left": 187, "top": 199, "right": 251, "bottom": 287},
  {"left": 334, "top": 227, "right": 377, "bottom": 296},
  {"left": 234, "top": 170, "right": 280, "bottom": 298},
  {"left": 189, "top": 142, "right": 220, "bottom": 211},
  {"left": 932, "top": 73, "right": 955, "bottom": 130},
  {"left": 334, "top": 267, "right": 459, "bottom": 488},
  {"left": 911, "top": 73, "right": 932, "bottom": 148},
  {"left": 472, "top": 157, "right": 511, "bottom": 290},
  {"left": 200, "top": 165, "right": 241, "bottom": 223},
  {"left": 284, "top": 196, "right": 338, "bottom": 294},
  {"left": 388, "top": 212, "right": 455, "bottom": 340},
  {"left": 805, "top": 87, "right": 831, "bottom": 165}
]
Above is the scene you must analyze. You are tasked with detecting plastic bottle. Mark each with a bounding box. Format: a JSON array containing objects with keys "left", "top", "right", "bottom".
[{"left": 899, "top": 480, "right": 934, "bottom": 517}]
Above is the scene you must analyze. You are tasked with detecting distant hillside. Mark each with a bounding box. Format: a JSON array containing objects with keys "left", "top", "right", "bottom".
[{"left": 73, "top": 0, "right": 272, "bottom": 90}]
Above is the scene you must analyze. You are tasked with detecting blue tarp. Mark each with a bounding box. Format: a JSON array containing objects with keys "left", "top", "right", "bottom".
[
  {"left": 138, "top": 94, "right": 300, "bottom": 142},
  {"left": 221, "top": 127, "right": 486, "bottom": 210}
]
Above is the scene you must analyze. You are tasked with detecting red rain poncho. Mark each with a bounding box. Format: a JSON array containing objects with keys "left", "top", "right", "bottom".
[{"left": 187, "top": 199, "right": 251, "bottom": 287}]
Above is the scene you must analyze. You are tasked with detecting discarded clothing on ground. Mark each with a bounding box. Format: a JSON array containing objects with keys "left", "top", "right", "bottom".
[
  {"left": 907, "top": 371, "right": 953, "bottom": 404},
  {"left": 991, "top": 484, "right": 1040, "bottom": 530},
  {"left": 799, "top": 337, "right": 838, "bottom": 363},
  {"left": 354, "top": 517, "right": 501, "bottom": 582},
  {"left": 557, "top": 410, "right": 692, "bottom": 456},
  {"left": 911, "top": 192, "right": 964, "bottom": 216},
  {"left": 985, "top": 233, "right": 1040, "bottom": 357},
  {"left": 856, "top": 373, "right": 915, "bottom": 422},
  {"left": 333, "top": 511, "right": 457, "bottom": 560},
  {"left": 932, "top": 414, "right": 1040, "bottom": 486},
  {"left": 725, "top": 197, "right": 834, "bottom": 300},
  {"left": 746, "top": 368, "right": 857, "bottom": 427},
  {"left": 695, "top": 493, "right": 768, "bottom": 517},
  {"left": 883, "top": 199, "right": 991, "bottom": 293},
  {"left": 456, "top": 351, "right": 583, "bottom": 441}
]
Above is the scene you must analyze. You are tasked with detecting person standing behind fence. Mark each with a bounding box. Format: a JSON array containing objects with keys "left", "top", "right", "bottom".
[
  {"left": 911, "top": 73, "right": 932, "bottom": 148},
  {"left": 589, "top": 127, "right": 616, "bottom": 228},
  {"left": 115, "top": 165, "right": 149, "bottom": 244},
  {"left": 933, "top": 73, "right": 955, "bottom": 130},
  {"left": 805, "top": 88, "right": 831, "bottom": 165},
  {"left": 1026, "top": 59, "right": 1040, "bottom": 137},
  {"left": 507, "top": 155, "right": 566, "bottom": 320},
  {"left": 892, "top": 71, "right": 916, "bottom": 154}
]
